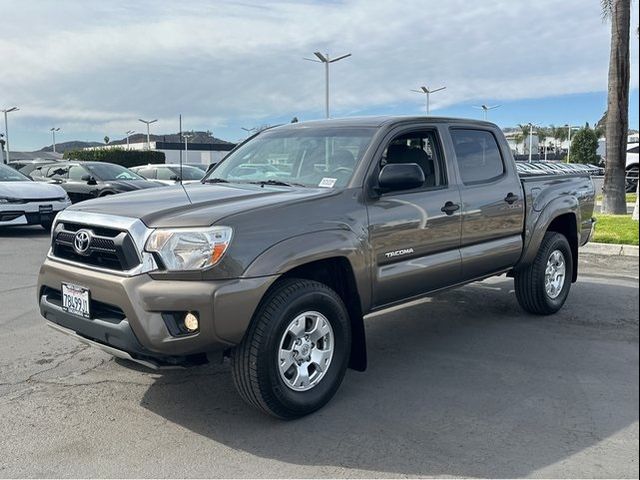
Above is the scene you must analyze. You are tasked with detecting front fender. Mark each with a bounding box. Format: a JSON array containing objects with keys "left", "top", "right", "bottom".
[
  {"left": 519, "top": 195, "right": 580, "bottom": 267},
  {"left": 243, "top": 229, "right": 372, "bottom": 312}
]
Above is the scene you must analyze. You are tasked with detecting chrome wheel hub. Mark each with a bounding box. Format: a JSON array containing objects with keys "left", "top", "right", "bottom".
[
  {"left": 278, "top": 311, "right": 334, "bottom": 392},
  {"left": 545, "top": 249, "right": 566, "bottom": 299}
]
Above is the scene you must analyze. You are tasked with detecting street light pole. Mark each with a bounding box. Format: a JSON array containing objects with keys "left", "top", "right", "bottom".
[
  {"left": 304, "top": 51, "right": 351, "bottom": 118},
  {"left": 473, "top": 104, "right": 501, "bottom": 121},
  {"left": 528, "top": 123, "right": 536, "bottom": 163},
  {"left": 50, "top": 127, "right": 61, "bottom": 154},
  {"left": 183, "top": 133, "right": 193, "bottom": 163},
  {"left": 125, "top": 130, "right": 135, "bottom": 150},
  {"left": 411, "top": 86, "right": 446, "bottom": 115},
  {"left": 565, "top": 124, "right": 577, "bottom": 163},
  {"left": 2, "top": 107, "right": 19, "bottom": 163},
  {"left": 138, "top": 118, "right": 157, "bottom": 150}
]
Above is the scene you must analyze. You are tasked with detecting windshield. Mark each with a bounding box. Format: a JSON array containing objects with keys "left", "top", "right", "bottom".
[
  {"left": 0, "top": 164, "right": 30, "bottom": 182},
  {"left": 85, "top": 163, "right": 144, "bottom": 181},
  {"left": 168, "top": 165, "right": 204, "bottom": 180},
  {"left": 205, "top": 127, "right": 375, "bottom": 188}
]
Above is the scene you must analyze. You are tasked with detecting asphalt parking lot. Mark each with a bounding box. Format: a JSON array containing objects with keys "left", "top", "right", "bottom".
[{"left": 1, "top": 226, "right": 638, "bottom": 478}]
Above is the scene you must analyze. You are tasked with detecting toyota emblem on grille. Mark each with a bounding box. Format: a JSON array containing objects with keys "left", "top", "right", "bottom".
[{"left": 73, "top": 229, "right": 92, "bottom": 255}]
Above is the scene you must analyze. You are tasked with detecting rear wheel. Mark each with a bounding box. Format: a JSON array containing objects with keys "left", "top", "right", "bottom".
[
  {"left": 515, "top": 232, "right": 573, "bottom": 315},
  {"left": 231, "top": 278, "right": 351, "bottom": 419}
]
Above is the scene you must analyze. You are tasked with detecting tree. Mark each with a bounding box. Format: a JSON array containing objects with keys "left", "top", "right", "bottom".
[
  {"left": 569, "top": 126, "right": 599, "bottom": 164},
  {"left": 290, "top": 116, "right": 299, "bottom": 123},
  {"left": 104, "top": 136, "right": 110, "bottom": 144},
  {"left": 537, "top": 127, "right": 548, "bottom": 158},
  {"left": 555, "top": 126, "right": 568, "bottom": 158},
  {"left": 601, "top": 0, "right": 631, "bottom": 214},
  {"left": 518, "top": 123, "right": 531, "bottom": 155},
  {"left": 514, "top": 133, "right": 524, "bottom": 154}
]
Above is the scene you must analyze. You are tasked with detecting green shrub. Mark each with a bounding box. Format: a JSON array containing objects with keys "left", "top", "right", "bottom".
[
  {"left": 569, "top": 126, "right": 599, "bottom": 164},
  {"left": 63, "top": 148, "right": 165, "bottom": 168}
]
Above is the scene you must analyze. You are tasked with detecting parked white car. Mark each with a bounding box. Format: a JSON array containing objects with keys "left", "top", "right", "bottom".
[
  {"left": 626, "top": 142, "right": 639, "bottom": 192},
  {"left": 0, "top": 164, "right": 71, "bottom": 230},
  {"left": 130, "top": 164, "right": 204, "bottom": 185}
]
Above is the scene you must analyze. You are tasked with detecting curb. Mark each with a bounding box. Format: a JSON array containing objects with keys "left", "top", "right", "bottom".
[{"left": 582, "top": 242, "right": 639, "bottom": 257}]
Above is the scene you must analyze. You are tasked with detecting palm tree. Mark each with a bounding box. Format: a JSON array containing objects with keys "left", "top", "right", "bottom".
[
  {"left": 518, "top": 123, "right": 531, "bottom": 155},
  {"left": 537, "top": 127, "right": 548, "bottom": 159},
  {"left": 514, "top": 133, "right": 524, "bottom": 154},
  {"left": 601, "top": 0, "right": 631, "bottom": 214}
]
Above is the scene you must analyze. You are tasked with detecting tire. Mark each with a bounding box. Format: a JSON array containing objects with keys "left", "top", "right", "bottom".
[
  {"left": 231, "top": 278, "right": 351, "bottom": 419},
  {"left": 515, "top": 232, "right": 573, "bottom": 315}
]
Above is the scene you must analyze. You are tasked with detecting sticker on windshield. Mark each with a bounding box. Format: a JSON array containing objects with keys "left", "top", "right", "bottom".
[{"left": 318, "top": 177, "right": 337, "bottom": 188}]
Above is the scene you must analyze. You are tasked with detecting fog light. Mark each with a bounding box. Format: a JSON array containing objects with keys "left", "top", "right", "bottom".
[{"left": 183, "top": 312, "right": 199, "bottom": 332}]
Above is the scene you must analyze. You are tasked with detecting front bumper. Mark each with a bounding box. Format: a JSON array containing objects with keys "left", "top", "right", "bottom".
[
  {"left": 0, "top": 199, "right": 70, "bottom": 226},
  {"left": 38, "top": 257, "right": 277, "bottom": 366}
]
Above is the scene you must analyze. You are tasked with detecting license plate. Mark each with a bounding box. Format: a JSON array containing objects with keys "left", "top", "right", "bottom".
[
  {"left": 39, "top": 204, "right": 53, "bottom": 214},
  {"left": 62, "top": 283, "right": 91, "bottom": 318}
]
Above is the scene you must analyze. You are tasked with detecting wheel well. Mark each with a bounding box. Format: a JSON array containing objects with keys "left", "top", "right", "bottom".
[
  {"left": 547, "top": 213, "right": 578, "bottom": 282},
  {"left": 281, "top": 257, "right": 367, "bottom": 372}
]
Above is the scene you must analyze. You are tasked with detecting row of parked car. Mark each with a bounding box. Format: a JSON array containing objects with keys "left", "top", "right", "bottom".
[
  {"left": 0, "top": 160, "right": 211, "bottom": 230},
  {"left": 515, "top": 161, "right": 604, "bottom": 177}
]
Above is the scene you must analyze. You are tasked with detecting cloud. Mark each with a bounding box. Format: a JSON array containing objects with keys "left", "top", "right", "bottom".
[{"left": 1, "top": 0, "right": 638, "bottom": 147}]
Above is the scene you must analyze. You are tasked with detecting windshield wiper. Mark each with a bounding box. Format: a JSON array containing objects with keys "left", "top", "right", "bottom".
[
  {"left": 248, "top": 179, "right": 306, "bottom": 187},
  {"left": 202, "top": 177, "right": 229, "bottom": 183}
]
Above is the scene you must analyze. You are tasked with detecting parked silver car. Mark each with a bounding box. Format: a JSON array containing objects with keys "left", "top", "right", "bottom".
[{"left": 0, "top": 163, "right": 71, "bottom": 230}]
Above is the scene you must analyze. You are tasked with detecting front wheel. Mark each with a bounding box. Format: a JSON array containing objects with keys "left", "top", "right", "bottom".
[
  {"left": 231, "top": 278, "right": 351, "bottom": 419},
  {"left": 514, "top": 232, "right": 573, "bottom": 315}
]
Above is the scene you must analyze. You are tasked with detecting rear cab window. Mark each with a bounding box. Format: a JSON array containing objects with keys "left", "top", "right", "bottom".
[{"left": 450, "top": 129, "right": 505, "bottom": 185}]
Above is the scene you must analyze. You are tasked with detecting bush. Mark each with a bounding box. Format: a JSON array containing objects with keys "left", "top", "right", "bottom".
[
  {"left": 63, "top": 148, "right": 165, "bottom": 168},
  {"left": 569, "top": 127, "right": 599, "bottom": 164}
]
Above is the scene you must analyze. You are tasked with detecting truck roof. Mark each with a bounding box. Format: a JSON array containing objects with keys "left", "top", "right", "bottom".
[{"left": 274, "top": 115, "right": 497, "bottom": 130}]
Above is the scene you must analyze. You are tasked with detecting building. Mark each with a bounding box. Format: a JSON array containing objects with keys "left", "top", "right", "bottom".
[{"left": 85, "top": 131, "right": 236, "bottom": 166}]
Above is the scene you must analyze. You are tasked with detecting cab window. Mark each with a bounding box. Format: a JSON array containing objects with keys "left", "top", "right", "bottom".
[
  {"left": 46, "top": 165, "right": 69, "bottom": 179},
  {"left": 381, "top": 130, "right": 446, "bottom": 188},
  {"left": 156, "top": 167, "right": 176, "bottom": 180},
  {"left": 68, "top": 165, "right": 87, "bottom": 180},
  {"left": 451, "top": 129, "right": 505, "bottom": 184}
]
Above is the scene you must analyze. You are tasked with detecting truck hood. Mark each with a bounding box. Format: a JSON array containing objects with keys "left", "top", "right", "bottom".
[
  {"left": 1, "top": 181, "right": 67, "bottom": 199},
  {"left": 68, "top": 182, "right": 335, "bottom": 228}
]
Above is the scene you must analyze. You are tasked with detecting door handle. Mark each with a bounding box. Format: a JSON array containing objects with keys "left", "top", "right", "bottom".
[
  {"left": 504, "top": 192, "right": 519, "bottom": 204},
  {"left": 441, "top": 201, "right": 460, "bottom": 215}
]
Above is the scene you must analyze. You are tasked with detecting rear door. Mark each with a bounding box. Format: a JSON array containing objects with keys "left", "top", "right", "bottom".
[
  {"left": 367, "top": 126, "right": 462, "bottom": 307},
  {"left": 448, "top": 127, "right": 525, "bottom": 281}
]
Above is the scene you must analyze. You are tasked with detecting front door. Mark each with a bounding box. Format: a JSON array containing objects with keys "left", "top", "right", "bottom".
[{"left": 367, "top": 128, "right": 462, "bottom": 308}]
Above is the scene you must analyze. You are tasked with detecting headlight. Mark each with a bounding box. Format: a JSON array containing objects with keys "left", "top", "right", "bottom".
[{"left": 145, "top": 226, "right": 232, "bottom": 271}]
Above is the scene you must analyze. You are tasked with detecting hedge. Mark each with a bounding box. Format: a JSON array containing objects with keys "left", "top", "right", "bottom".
[{"left": 63, "top": 148, "right": 166, "bottom": 168}]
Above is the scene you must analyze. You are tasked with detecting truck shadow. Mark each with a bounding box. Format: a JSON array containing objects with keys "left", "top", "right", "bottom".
[{"left": 140, "top": 277, "right": 639, "bottom": 477}]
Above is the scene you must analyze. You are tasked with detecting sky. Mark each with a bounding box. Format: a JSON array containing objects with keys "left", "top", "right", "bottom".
[{"left": 1, "top": 0, "right": 638, "bottom": 150}]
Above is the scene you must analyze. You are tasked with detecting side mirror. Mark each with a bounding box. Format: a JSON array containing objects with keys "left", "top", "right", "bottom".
[
  {"left": 81, "top": 174, "right": 97, "bottom": 184},
  {"left": 377, "top": 163, "right": 425, "bottom": 192}
]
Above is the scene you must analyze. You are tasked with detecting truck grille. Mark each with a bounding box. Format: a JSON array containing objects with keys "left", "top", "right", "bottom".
[{"left": 52, "top": 221, "right": 141, "bottom": 272}]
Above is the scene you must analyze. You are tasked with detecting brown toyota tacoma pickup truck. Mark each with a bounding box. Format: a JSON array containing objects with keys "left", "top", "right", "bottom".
[{"left": 38, "top": 116, "right": 596, "bottom": 418}]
